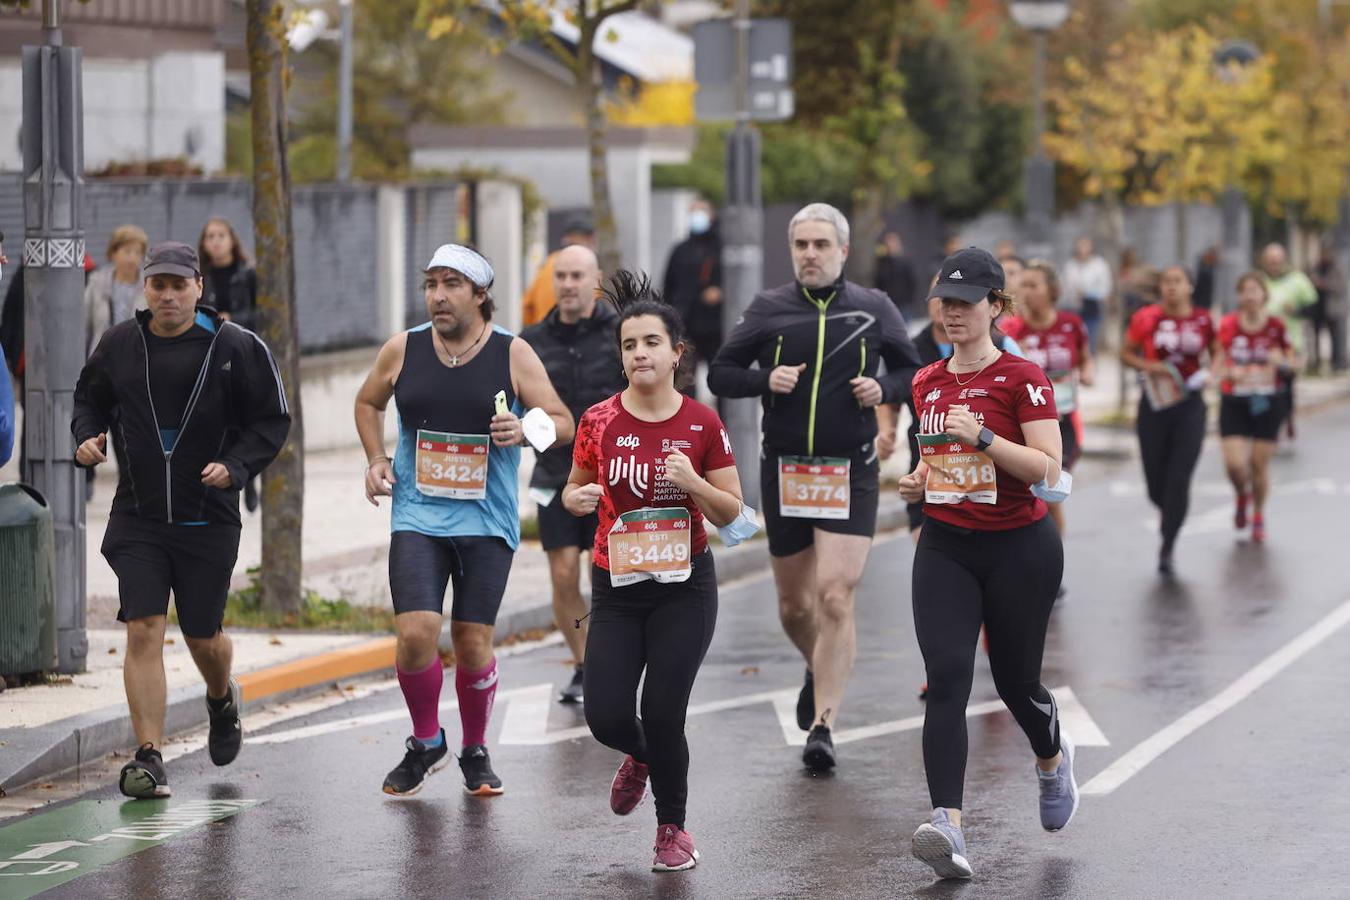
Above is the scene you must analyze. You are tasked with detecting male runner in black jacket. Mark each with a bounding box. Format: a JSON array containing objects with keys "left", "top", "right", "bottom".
[
  {"left": 72, "top": 241, "right": 290, "bottom": 799},
  {"left": 709, "top": 202, "right": 921, "bottom": 771}
]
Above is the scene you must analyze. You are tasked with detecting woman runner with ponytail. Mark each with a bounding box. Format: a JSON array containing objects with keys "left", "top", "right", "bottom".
[{"left": 563, "top": 271, "right": 749, "bottom": 873}]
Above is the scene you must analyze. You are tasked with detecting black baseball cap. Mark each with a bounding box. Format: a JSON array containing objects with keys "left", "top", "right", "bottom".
[
  {"left": 928, "top": 246, "right": 1004, "bottom": 304},
  {"left": 143, "top": 241, "right": 200, "bottom": 279}
]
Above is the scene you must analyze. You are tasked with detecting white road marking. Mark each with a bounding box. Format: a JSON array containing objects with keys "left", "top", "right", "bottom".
[{"left": 1081, "top": 596, "right": 1350, "bottom": 796}]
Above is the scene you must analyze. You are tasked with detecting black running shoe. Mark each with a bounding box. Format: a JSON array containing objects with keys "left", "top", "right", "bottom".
[
  {"left": 559, "top": 664, "right": 584, "bottom": 704},
  {"left": 459, "top": 744, "right": 504, "bottom": 796},
  {"left": 1158, "top": 554, "right": 1175, "bottom": 576},
  {"left": 382, "top": 730, "right": 450, "bottom": 796},
  {"left": 119, "top": 743, "right": 170, "bottom": 799},
  {"left": 803, "top": 725, "right": 836, "bottom": 772},
  {"left": 207, "top": 677, "right": 242, "bottom": 767},
  {"left": 244, "top": 477, "right": 259, "bottom": 512},
  {"left": 796, "top": 668, "right": 815, "bottom": 732}
]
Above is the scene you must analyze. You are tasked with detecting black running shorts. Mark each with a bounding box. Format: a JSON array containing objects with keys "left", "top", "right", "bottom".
[
  {"left": 388, "top": 531, "right": 514, "bottom": 624},
  {"left": 760, "top": 443, "right": 880, "bottom": 558},
  {"left": 537, "top": 491, "right": 600, "bottom": 553},
  {"left": 1219, "top": 394, "right": 1281, "bottom": 441},
  {"left": 101, "top": 515, "right": 241, "bottom": 639}
]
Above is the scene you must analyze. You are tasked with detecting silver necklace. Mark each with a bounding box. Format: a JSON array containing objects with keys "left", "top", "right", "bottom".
[{"left": 435, "top": 321, "right": 488, "bottom": 367}]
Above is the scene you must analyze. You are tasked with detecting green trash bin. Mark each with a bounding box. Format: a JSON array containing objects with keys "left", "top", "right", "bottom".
[{"left": 0, "top": 483, "right": 58, "bottom": 677}]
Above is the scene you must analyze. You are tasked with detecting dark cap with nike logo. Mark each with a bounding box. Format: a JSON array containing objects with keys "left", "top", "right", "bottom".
[{"left": 927, "top": 246, "right": 1004, "bottom": 304}]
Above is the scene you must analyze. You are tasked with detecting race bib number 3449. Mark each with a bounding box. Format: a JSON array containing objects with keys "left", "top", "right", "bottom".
[
  {"left": 415, "top": 429, "right": 489, "bottom": 499},
  {"left": 918, "top": 433, "right": 997, "bottom": 505},
  {"left": 607, "top": 507, "right": 693, "bottom": 587}
]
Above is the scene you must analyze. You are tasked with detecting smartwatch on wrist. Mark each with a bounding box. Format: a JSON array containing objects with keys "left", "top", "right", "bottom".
[{"left": 975, "top": 427, "right": 995, "bottom": 451}]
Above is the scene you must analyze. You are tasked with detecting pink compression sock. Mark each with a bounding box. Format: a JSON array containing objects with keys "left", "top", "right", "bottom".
[
  {"left": 397, "top": 658, "right": 445, "bottom": 743},
  {"left": 455, "top": 657, "right": 499, "bottom": 748}
]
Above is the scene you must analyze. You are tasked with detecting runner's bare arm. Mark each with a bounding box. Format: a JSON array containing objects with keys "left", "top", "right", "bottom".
[
  {"left": 945, "top": 406, "right": 1062, "bottom": 485},
  {"left": 897, "top": 461, "right": 928, "bottom": 504},
  {"left": 1078, "top": 344, "right": 1096, "bottom": 387},
  {"left": 1121, "top": 337, "right": 1165, "bottom": 374},
  {"left": 355, "top": 334, "right": 406, "bottom": 505},
  {"left": 510, "top": 337, "right": 575, "bottom": 445},
  {"left": 673, "top": 461, "right": 742, "bottom": 528},
  {"left": 562, "top": 464, "right": 603, "bottom": 516}
]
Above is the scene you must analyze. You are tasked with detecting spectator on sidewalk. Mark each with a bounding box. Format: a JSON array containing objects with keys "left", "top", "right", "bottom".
[
  {"left": 1193, "top": 245, "right": 1219, "bottom": 310},
  {"left": 1309, "top": 239, "right": 1347, "bottom": 373},
  {"left": 521, "top": 245, "right": 624, "bottom": 705},
  {"left": 521, "top": 218, "right": 598, "bottom": 327},
  {"left": 72, "top": 241, "right": 290, "bottom": 801},
  {"left": 199, "top": 217, "right": 261, "bottom": 511},
  {"left": 1063, "top": 236, "right": 1112, "bottom": 353},
  {"left": 662, "top": 198, "right": 724, "bottom": 397},
  {"left": 86, "top": 225, "right": 149, "bottom": 353},
  {"left": 875, "top": 231, "right": 919, "bottom": 319},
  {"left": 1259, "top": 242, "right": 1317, "bottom": 366}
]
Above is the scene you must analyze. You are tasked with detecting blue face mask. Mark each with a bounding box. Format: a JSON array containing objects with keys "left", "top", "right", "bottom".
[
  {"left": 717, "top": 503, "right": 761, "bottom": 547},
  {"left": 1030, "top": 457, "right": 1073, "bottom": 504},
  {"left": 688, "top": 209, "right": 712, "bottom": 236}
]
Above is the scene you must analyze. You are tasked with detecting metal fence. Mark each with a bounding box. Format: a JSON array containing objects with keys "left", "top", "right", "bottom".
[{"left": 0, "top": 175, "right": 474, "bottom": 353}]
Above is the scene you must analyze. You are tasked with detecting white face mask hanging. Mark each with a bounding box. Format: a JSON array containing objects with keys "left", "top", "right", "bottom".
[
  {"left": 717, "top": 503, "right": 762, "bottom": 547},
  {"left": 1029, "top": 455, "right": 1073, "bottom": 504}
]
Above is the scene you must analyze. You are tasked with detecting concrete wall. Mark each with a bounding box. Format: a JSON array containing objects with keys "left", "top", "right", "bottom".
[{"left": 0, "top": 53, "right": 225, "bottom": 174}]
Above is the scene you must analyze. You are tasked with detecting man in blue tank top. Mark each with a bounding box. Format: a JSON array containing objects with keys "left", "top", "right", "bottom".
[{"left": 355, "top": 244, "right": 573, "bottom": 796}]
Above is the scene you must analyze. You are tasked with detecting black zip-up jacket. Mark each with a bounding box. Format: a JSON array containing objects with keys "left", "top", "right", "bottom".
[
  {"left": 709, "top": 278, "right": 922, "bottom": 456},
  {"left": 520, "top": 301, "right": 625, "bottom": 490},
  {"left": 71, "top": 307, "right": 291, "bottom": 527}
]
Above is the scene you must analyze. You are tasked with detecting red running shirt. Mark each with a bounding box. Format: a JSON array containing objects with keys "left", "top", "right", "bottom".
[
  {"left": 911, "top": 353, "right": 1059, "bottom": 531},
  {"left": 1000, "top": 312, "right": 1089, "bottom": 376},
  {"left": 1125, "top": 304, "right": 1216, "bottom": 380},
  {"left": 573, "top": 394, "right": 737, "bottom": 571},
  {"left": 1217, "top": 313, "right": 1288, "bottom": 395}
]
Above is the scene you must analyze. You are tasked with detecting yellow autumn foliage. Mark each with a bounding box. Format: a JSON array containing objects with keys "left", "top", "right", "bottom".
[{"left": 606, "top": 78, "right": 695, "bottom": 127}]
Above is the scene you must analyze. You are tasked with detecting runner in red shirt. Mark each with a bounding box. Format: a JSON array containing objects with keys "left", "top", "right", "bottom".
[
  {"left": 1001, "top": 259, "right": 1094, "bottom": 546},
  {"left": 1216, "top": 272, "right": 1289, "bottom": 542},
  {"left": 897, "top": 248, "right": 1078, "bottom": 881},
  {"left": 562, "top": 271, "right": 746, "bottom": 874},
  {"left": 1122, "top": 265, "right": 1221, "bottom": 575}
]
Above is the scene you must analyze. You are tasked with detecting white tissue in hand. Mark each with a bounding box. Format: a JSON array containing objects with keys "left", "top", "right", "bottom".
[
  {"left": 521, "top": 407, "right": 557, "bottom": 452},
  {"left": 1184, "top": 369, "right": 1209, "bottom": 391}
]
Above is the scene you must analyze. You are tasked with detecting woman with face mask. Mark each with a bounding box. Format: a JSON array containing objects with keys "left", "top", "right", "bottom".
[
  {"left": 563, "top": 271, "right": 748, "bottom": 874},
  {"left": 898, "top": 248, "right": 1076, "bottom": 881},
  {"left": 1215, "top": 273, "right": 1289, "bottom": 542},
  {"left": 1121, "top": 265, "right": 1221, "bottom": 574}
]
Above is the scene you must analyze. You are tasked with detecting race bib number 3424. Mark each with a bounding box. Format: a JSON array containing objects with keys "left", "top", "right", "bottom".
[{"left": 415, "top": 429, "right": 489, "bottom": 499}]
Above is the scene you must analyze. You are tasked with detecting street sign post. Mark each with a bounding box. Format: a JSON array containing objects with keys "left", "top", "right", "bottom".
[{"left": 21, "top": 1, "right": 88, "bottom": 674}]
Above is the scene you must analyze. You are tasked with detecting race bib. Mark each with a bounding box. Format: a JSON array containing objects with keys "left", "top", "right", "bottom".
[
  {"left": 415, "top": 429, "right": 489, "bottom": 499},
  {"left": 607, "top": 507, "right": 693, "bottom": 587},
  {"left": 1142, "top": 368, "right": 1184, "bottom": 412},
  {"left": 918, "top": 433, "right": 997, "bottom": 505},
  {"left": 1051, "top": 373, "right": 1078, "bottom": 414},
  {"left": 778, "top": 456, "right": 850, "bottom": 520},
  {"left": 1232, "top": 365, "right": 1277, "bottom": 397}
]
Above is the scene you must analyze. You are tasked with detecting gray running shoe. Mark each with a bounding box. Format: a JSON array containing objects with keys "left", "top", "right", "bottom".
[
  {"left": 1038, "top": 732, "right": 1079, "bottom": 832},
  {"left": 911, "top": 808, "right": 972, "bottom": 880},
  {"left": 559, "top": 664, "right": 584, "bottom": 704},
  {"left": 119, "top": 743, "right": 170, "bottom": 799}
]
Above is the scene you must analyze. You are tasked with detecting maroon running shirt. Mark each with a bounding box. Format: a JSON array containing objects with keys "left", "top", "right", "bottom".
[
  {"left": 573, "top": 393, "right": 737, "bottom": 571},
  {"left": 1001, "top": 311, "right": 1089, "bottom": 376},
  {"left": 1217, "top": 313, "right": 1288, "bottom": 395},
  {"left": 1126, "top": 304, "right": 1216, "bottom": 380},
  {"left": 911, "top": 353, "right": 1059, "bottom": 531}
]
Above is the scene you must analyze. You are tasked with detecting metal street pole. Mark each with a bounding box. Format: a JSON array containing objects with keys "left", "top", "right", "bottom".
[
  {"left": 1023, "top": 28, "right": 1055, "bottom": 261},
  {"left": 22, "top": 0, "right": 88, "bottom": 673},
  {"left": 336, "top": 0, "right": 354, "bottom": 181},
  {"left": 721, "top": 0, "right": 762, "bottom": 507}
]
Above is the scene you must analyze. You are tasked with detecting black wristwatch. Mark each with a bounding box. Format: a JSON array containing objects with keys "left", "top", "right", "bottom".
[{"left": 975, "top": 427, "right": 995, "bottom": 451}]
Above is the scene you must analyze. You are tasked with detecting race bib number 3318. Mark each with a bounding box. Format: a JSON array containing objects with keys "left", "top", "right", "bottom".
[{"left": 918, "top": 433, "right": 997, "bottom": 505}]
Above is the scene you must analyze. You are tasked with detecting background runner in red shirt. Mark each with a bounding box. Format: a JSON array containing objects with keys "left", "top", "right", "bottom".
[
  {"left": 1215, "top": 272, "right": 1290, "bottom": 542},
  {"left": 563, "top": 271, "right": 744, "bottom": 874}
]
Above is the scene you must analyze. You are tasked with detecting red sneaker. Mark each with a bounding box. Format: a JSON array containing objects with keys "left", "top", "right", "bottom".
[
  {"left": 652, "top": 824, "right": 699, "bottom": 872},
  {"left": 1252, "top": 515, "right": 1265, "bottom": 543},
  {"left": 609, "top": 755, "right": 648, "bottom": 815},
  {"left": 1234, "top": 494, "right": 1248, "bottom": 530}
]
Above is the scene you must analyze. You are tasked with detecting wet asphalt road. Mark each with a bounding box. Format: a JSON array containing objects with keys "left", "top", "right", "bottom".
[{"left": 8, "top": 404, "right": 1350, "bottom": 899}]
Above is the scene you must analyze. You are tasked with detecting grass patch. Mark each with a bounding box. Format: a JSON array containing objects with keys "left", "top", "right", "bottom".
[
  {"left": 520, "top": 516, "right": 539, "bottom": 542},
  {"left": 169, "top": 568, "right": 395, "bottom": 632}
]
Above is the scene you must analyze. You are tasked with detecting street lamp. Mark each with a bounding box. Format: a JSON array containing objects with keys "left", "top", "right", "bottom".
[{"left": 1010, "top": 0, "right": 1071, "bottom": 258}]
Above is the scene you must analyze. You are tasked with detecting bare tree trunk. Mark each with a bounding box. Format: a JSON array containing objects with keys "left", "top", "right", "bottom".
[
  {"left": 247, "top": 0, "right": 305, "bottom": 615},
  {"left": 849, "top": 189, "right": 885, "bottom": 288},
  {"left": 579, "top": 46, "right": 621, "bottom": 275}
]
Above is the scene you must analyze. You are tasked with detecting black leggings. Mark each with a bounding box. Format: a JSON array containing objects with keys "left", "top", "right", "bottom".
[
  {"left": 1136, "top": 393, "right": 1207, "bottom": 552},
  {"left": 912, "top": 515, "right": 1063, "bottom": 810},
  {"left": 583, "top": 551, "right": 718, "bottom": 829}
]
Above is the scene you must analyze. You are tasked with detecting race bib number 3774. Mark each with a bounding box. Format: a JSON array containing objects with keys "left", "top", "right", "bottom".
[
  {"left": 918, "top": 433, "right": 997, "bottom": 505},
  {"left": 415, "top": 429, "right": 489, "bottom": 499},
  {"left": 607, "top": 507, "right": 693, "bottom": 587},
  {"left": 778, "top": 456, "right": 850, "bottom": 520}
]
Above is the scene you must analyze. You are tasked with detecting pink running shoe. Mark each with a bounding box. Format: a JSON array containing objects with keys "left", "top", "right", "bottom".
[
  {"left": 1235, "top": 493, "right": 1249, "bottom": 530},
  {"left": 609, "top": 755, "right": 649, "bottom": 815},
  {"left": 652, "top": 824, "right": 699, "bottom": 872},
  {"left": 1251, "top": 514, "right": 1265, "bottom": 543}
]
